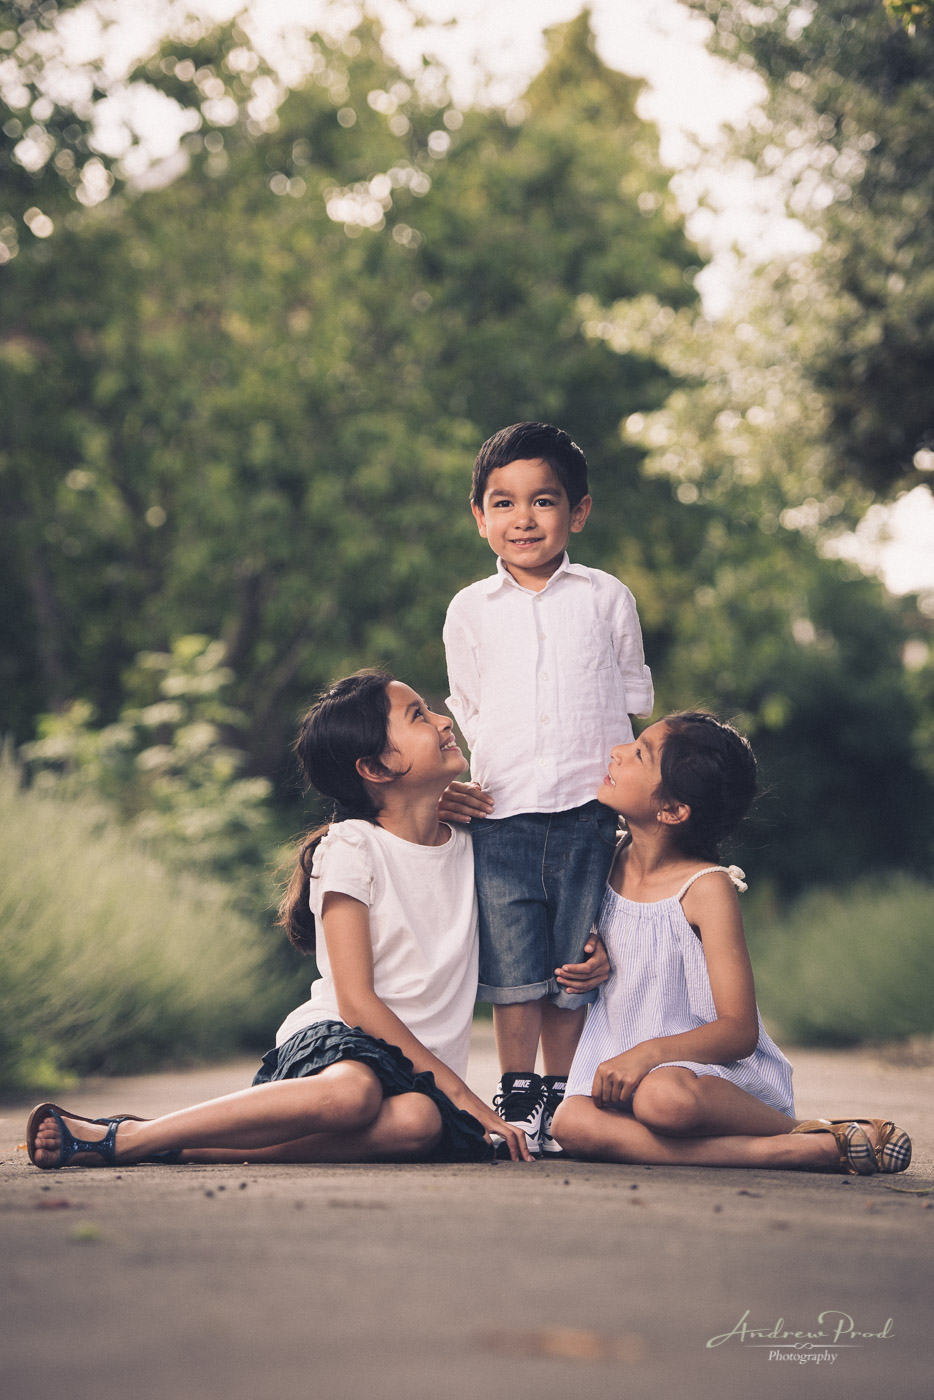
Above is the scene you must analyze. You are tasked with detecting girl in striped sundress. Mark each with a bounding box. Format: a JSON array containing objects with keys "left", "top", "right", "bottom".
[{"left": 552, "top": 713, "right": 912, "bottom": 1177}]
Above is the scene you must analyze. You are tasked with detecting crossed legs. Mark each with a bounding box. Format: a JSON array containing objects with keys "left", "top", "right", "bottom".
[{"left": 552, "top": 1066, "right": 845, "bottom": 1171}]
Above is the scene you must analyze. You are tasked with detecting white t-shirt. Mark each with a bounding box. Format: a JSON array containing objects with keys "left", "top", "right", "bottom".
[
  {"left": 444, "top": 554, "right": 654, "bottom": 819},
  {"left": 275, "top": 820, "right": 479, "bottom": 1079}
]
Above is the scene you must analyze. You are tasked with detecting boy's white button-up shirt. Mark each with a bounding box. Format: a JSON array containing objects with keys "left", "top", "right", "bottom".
[{"left": 444, "top": 554, "right": 654, "bottom": 819}]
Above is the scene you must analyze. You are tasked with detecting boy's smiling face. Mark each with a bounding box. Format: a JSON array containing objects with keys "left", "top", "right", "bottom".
[{"left": 472, "top": 457, "right": 591, "bottom": 591}]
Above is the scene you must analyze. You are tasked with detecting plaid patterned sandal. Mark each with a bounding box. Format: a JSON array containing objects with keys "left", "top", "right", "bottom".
[
  {"left": 851, "top": 1119, "right": 912, "bottom": 1173},
  {"left": 790, "top": 1119, "right": 879, "bottom": 1175}
]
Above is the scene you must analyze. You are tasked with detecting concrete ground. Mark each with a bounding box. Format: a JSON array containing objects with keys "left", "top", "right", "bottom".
[{"left": 1, "top": 1025, "right": 932, "bottom": 1400}]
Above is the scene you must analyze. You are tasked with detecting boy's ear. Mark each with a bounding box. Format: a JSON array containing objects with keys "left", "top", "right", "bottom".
[
  {"left": 471, "top": 502, "right": 489, "bottom": 539},
  {"left": 569, "top": 494, "right": 592, "bottom": 534},
  {"left": 657, "top": 802, "right": 690, "bottom": 828}
]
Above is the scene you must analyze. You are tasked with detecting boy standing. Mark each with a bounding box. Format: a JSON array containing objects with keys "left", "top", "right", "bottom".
[{"left": 443, "top": 422, "right": 654, "bottom": 1155}]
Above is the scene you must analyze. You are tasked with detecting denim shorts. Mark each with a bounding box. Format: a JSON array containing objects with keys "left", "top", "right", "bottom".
[{"left": 471, "top": 800, "right": 618, "bottom": 1009}]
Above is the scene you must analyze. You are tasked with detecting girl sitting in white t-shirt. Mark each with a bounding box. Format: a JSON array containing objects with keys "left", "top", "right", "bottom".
[{"left": 28, "top": 670, "right": 602, "bottom": 1169}]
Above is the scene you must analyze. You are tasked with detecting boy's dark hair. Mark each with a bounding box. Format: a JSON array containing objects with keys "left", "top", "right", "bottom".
[
  {"left": 278, "top": 669, "right": 396, "bottom": 953},
  {"left": 471, "top": 422, "right": 589, "bottom": 510},
  {"left": 657, "top": 712, "right": 757, "bottom": 863}
]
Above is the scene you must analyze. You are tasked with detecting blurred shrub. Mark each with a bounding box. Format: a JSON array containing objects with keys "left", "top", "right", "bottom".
[
  {"left": 0, "top": 753, "right": 293, "bottom": 1094},
  {"left": 749, "top": 878, "right": 934, "bottom": 1046},
  {"left": 20, "top": 636, "right": 275, "bottom": 899}
]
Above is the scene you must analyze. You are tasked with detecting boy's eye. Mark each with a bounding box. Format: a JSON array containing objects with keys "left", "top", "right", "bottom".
[
  {"left": 534, "top": 497, "right": 556, "bottom": 507},
  {"left": 635, "top": 747, "right": 642, "bottom": 761}
]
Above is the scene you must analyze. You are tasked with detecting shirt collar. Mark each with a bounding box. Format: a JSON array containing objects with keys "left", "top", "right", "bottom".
[{"left": 479, "top": 553, "right": 591, "bottom": 595}]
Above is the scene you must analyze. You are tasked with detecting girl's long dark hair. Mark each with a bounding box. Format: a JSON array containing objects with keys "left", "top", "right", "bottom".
[
  {"left": 657, "top": 712, "right": 757, "bottom": 863},
  {"left": 278, "top": 669, "right": 396, "bottom": 953}
]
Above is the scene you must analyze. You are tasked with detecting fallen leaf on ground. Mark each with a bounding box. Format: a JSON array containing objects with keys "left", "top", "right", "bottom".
[{"left": 68, "top": 1223, "right": 103, "bottom": 1243}]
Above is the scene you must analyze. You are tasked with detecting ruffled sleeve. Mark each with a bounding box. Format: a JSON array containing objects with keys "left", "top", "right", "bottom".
[{"left": 308, "top": 822, "right": 375, "bottom": 919}]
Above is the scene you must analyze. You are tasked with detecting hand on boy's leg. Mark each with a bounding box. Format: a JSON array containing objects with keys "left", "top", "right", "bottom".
[
  {"left": 437, "top": 780, "right": 494, "bottom": 824},
  {"left": 555, "top": 934, "right": 610, "bottom": 993}
]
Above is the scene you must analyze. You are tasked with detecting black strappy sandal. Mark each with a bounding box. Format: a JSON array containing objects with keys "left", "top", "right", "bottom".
[
  {"left": 26, "top": 1104, "right": 183, "bottom": 1168},
  {"left": 27, "top": 1103, "right": 130, "bottom": 1170}
]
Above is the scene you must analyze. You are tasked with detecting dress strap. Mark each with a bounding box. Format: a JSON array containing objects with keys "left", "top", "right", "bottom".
[{"left": 676, "top": 865, "right": 748, "bottom": 901}]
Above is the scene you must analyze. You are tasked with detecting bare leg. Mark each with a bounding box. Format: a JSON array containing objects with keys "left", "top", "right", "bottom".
[
  {"left": 30, "top": 1062, "right": 404, "bottom": 1168},
  {"left": 539, "top": 1002, "right": 587, "bottom": 1077},
  {"left": 552, "top": 1094, "right": 843, "bottom": 1171},
  {"left": 631, "top": 1067, "right": 800, "bottom": 1139},
  {"left": 185, "top": 1092, "right": 443, "bottom": 1164},
  {"left": 492, "top": 1000, "right": 543, "bottom": 1075}
]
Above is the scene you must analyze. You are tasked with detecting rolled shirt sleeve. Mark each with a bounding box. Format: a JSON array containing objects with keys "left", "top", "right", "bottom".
[{"left": 613, "top": 585, "right": 654, "bottom": 717}]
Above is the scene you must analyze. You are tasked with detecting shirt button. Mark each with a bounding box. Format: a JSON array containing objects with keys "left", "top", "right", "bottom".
[
  {"left": 538, "top": 632, "right": 547, "bottom": 640},
  {"left": 540, "top": 671, "right": 549, "bottom": 681},
  {"left": 540, "top": 714, "right": 550, "bottom": 725}
]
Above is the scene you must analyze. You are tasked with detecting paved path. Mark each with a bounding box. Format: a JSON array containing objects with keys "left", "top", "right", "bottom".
[{"left": 2, "top": 1027, "right": 932, "bottom": 1400}]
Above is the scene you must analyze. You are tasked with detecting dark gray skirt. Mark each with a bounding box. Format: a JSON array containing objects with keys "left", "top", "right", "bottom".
[{"left": 252, "top": 1019, "right": 493, "bottom": 1163}]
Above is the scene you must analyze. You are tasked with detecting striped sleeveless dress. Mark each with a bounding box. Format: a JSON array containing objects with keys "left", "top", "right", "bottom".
[{"left": 564, "top": 862, "right": 795, "bottom": 1116}]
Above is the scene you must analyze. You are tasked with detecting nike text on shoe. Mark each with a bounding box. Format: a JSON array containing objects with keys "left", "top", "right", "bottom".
[
  {"left": 493, "top": 1072, "right": 545, "bottom": 1157},
  {"left": 539, "top": 1074, "right": 567, "bottom": 1157}
]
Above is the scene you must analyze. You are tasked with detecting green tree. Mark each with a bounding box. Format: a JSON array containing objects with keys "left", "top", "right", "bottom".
[
  {"left": 2, "top": 9, "right": 699, "bottom": 778},
  {"left": 581, "top": 267, "right": 934, "bottom": 890},
  {"left": 885, "top": 0, "right": 934, "bottom": 29},
  {"left": 683, "top": 0, "right": 934, "bottom": 497},
  {"left": 0, "top": 0, "right": 112, "bottom": 233},
  {"left": 5, "top": 3, "right": 931, "bottom": 896}
]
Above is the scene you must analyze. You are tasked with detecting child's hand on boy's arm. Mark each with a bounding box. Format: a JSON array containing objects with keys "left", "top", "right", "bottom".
[
  {"left": 437, "top": 780, "right": 494, "bottom": 824},
  {"left": 555, "top": 935, "right": 610, "bottom": 993}
]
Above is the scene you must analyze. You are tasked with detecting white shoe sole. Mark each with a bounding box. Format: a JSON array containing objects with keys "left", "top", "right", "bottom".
[{"left": 491, "top": 1127, "right": 542, "bottom": 1158}]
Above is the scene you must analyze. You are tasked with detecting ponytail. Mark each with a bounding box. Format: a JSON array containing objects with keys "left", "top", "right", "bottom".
[
  {"left": 277, "top": 825, "right": 328, "bottom": 954},
  {"left": 276, "top": 670, "right": 395, "bottom": 953}
]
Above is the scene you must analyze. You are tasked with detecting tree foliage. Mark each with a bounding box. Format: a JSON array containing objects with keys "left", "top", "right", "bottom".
[
  {"left": 884, "top": 0, "right": 934, "bottom": 30},
  {"left": 2, "top": 9, "right": 696, "bottom": 765},
  {"left": 683, "top": 0, "right": 934, "bottom": 497}
]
